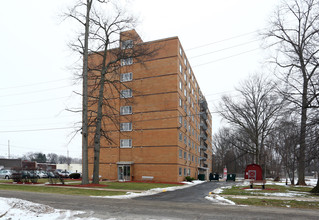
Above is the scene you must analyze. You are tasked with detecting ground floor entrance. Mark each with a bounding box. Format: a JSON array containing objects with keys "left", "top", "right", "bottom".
[{"left": 118, "top": 165, "right": 131, "bottom": 181}]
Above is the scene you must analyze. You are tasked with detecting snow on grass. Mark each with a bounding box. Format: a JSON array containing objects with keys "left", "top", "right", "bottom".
[
  {"left": 205, "top": 195, "right": 236, "bottom": 205},
  {"left": 92, "top": 180, "right": 205, "bottom": 199},
  {"left": 0, "top": 197, "right": 99, "bottom": 220}
]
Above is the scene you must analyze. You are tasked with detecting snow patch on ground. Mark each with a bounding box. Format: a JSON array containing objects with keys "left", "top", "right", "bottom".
[
  {"left": 0, "top": 197, "right": 98, "bottom": 220},
  {"left": 205, "top": 195, "right": 236, "bottom": 205},
  {"left": 92, "top": 180, "right": 205, "bottom": 199}
]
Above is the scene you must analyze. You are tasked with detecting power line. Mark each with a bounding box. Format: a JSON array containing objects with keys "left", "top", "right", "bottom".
[
  {"left": 186, "top": 30, "right": 259, "bottom": 51},
  {"left": 0, "top": 126, "right": 76, "bottom": 133},
  {"left": 0, "top": 85, "right": 74, "bottom": 98},
  {"left": 193, "top": 48, "right": 260, "bottom": 68},
  {"left": 0, "top": 78, "right": 71, "bottom": 90},
  {"left": 0, "top": 96, "right": 71, "bottom": 108},
  {"left": 189, "top": 39, "right": 260, "bottom": 59}
]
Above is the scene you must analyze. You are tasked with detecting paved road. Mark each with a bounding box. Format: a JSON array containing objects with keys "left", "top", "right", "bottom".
[
  {"left": 0, "top": 181, "right": 318, "bottom": 219},
  {"left": 134, "top": 181, "right": 233, "bottom": 203}
]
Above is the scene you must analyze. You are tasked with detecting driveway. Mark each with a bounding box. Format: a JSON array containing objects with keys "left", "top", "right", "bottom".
[{"left": 134, "top": 180, "right": 235, "bottom": 203}]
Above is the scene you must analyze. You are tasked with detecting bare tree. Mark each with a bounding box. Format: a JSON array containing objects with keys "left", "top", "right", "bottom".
[
  {"left": 65, "top": 0, "right": 93, "bottom": 184},
  {"left": 66, "top": 1, "right": 159, "bottom": 184},
  {"left": 271, "top": 118, "right": 299, "bottom": 184},
  {"left": 264, "top": 0, "right": 319, "bottom": 185},
  {"left": 218, "top": 74, "right": 284, "bottom": 164}
]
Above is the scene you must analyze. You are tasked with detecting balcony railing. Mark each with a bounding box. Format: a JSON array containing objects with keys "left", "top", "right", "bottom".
[
  {"left": 200, "top": 132, "right": 207, "bottom": 140},
  {"left": 200, "top": 122, "right": 207, "bottom": 130},
  {"left": 200, "top": 100, "right": 208, "bottom": 110},
  {"left": 200, "top": 145, "right": 207, "bottom": 151},
  {"left": 200, "top": 112, "right": 207, "bottom": 120},
  {"left": 200, "top": 157, "right": 207, "bottom": 161}
]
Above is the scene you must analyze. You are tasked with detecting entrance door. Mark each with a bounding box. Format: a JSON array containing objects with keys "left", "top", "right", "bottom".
[{"left": 118, "top": 165, "right": 130, "bottom": 181}]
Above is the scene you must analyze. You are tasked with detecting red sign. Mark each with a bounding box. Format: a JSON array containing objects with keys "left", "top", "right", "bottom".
[{"left": 244, "top": 164, "right": 263, "bottom": 180}]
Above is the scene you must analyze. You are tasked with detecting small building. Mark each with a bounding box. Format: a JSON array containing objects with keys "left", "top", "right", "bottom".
[{"left": 0, "top": 159, "right": 22, "bottom": 169}]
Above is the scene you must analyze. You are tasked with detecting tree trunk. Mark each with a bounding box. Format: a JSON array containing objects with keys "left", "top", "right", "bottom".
[
  {"left": 81, "top": 0, "right": 93, "bottom": 185},
  {"left": 92, "top": 70, "right": 106, "bottom": 184},
  {"left": 297, "top": 71, "right": 308, "bottom": 186},
  {"left": 310, "top": 175, "right": 319, "bottom": 193}
]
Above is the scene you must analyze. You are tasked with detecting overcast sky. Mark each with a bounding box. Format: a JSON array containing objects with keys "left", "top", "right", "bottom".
[{"left": 0, "top": 0, "right": 279, "bottom": 159}]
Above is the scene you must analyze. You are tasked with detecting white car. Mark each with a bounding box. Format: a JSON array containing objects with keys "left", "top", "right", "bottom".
[
  {"left": 35, "top": 171, "right": 48, "bottom": 178},
  {"left": 0, "top": 170, "right": 13, "bottom": 179}
]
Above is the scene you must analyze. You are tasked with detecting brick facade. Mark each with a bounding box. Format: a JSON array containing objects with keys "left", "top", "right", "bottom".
[{"left": 87, "top": 30, "right": 212, "bottom": 182}]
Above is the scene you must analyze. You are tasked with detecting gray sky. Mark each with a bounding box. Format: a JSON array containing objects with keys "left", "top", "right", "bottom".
[{"left": 0, "top": 0, "right": 279, "bottom": 159}]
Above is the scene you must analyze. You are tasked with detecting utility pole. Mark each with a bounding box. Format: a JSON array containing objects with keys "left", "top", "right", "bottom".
[{"left": 8, "top": 140, "right": 10, "bottom": 159}]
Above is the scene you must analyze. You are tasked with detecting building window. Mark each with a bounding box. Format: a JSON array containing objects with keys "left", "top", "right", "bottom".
[
  {"left": 179, "top": 98, "right": 182, "bottom": 107},
  {"left": 188, "top": 139, "right": 191, "bottom": 147},
  {"left": 192, "top": 155, "right": 194, "bottom": 162},
  {"left": 184, "top": 168, "right": 186, "bottom": 176},
  {"left": 120, "top": 106, "right": 132, "bottom": 115},
  {"left": 121, "top": 40, "right": 133, "bottom": 49},
  {"left": 188, "top": 153, "right": 191, "bottom": 161},
  {"left": 184, "top": 72, "right": 187, "bottom": 81},
  {"left": 184, "top": 119, "right": 187, "bottom": 129},
  {"left": 179, "top": 80, "right": 182, "bottom": 90},
  {"left": 184, "top": 58, "right": 187, "bottom": 66},
  {"left": 179, "top": 167, "right": 182, "bottom": 176},
  {"left": 179, "top": 149, "right": 182, "bottom": 158},
  {"left": 120, "top": 72, "right": 133, "bottom": 82},
  {"left": 179, "top": 63, "right": 183, "bottom": 73},
  {"left": 120, "top": 89, "right": 132, "bottom": 98},
  {"left": 179, "top": 132, "right": 182, "bottom": 141},
  {"left": 184, "top": 105, "right": 187, "bottom": 113},
  {"left": 184, "top": 136, "right": 187, "bottom": 145},
  {"left": 179, "top": 116, "right": 183, "bottom": 124},
  {"left": 184, "top": 152, "right": 187, "bottom": 160},
  {"left": 121, "top": 58, "right": 133, "bottom": 66},
  {"left": 120, "top": 139, "right": 132, "bottom": 148},
  {"left": 179, "top": 47, "right": 183, "bottom": 56},
  {"left": 188, "top": 169, "right": 191, "bottom": 176},
  {"left": 120, "top": 122, "right": 132, "bottom": 131}
]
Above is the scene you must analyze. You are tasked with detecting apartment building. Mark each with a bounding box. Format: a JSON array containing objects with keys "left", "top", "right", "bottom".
[{"left": 87, "top": 30, "right": 212, "bottom": 182}]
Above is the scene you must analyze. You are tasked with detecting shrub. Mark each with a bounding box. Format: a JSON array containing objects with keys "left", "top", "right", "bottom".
[
  {"left": 69, "top": 173, "right": 81, "bottom": 179},
  {"left": 185, "top": 176, "right": 195, "bottom": 182}
]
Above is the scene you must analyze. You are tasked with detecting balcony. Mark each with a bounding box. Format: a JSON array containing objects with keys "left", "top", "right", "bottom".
[
  {"left": 200, "top": 112, "right": 207, "bottom": 120},
  {"left": 200, "top": 100, "right": 208, "bottom": 110},
  {"left": 200, "top": 145, "right": 207, "bottom": 151},
  {"left": 200, "top": 132, "right": 207, "bottom": 140},
  {"left": 200, "top": 157, "right": 207, "bottom": 161},
  {"left": 200, "top": 121, "right": 207, "bottom": 130}
]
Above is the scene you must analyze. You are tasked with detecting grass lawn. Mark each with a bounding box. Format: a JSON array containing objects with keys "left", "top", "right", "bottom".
[
  {"left": 67, "top": 181, "right": 182, "bottom": 191},
  {"left": 0, "top": 179, "right": 181, "bottom": 196},
  {"left": 221, "top": 184, "right": 313, "bottom": 196},
  {"left": 0, "top": 184, "right": 126, "bottom": 196},
  {"left": 95, "top": 181, "right": 181, "bottom": 190},
  {"left": 219, "top": 184, "right": 319, "bottom": 209},
  {"left": 230, "top": 198, "right": 319, "bottom": 209}
]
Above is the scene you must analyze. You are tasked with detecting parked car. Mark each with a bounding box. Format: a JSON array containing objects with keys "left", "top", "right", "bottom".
[
  {"left": 55, "top": 169, "right": 70, "bottom": 178},
  {"left": 0, "top": 169, "right": 13, "bottom": 179},
  {"left": 35, "top": 170, "right": 48, "bottom": 178}
]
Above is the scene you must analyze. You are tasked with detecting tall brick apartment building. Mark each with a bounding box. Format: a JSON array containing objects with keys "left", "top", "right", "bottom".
[{"left": 87, "top": 30, "right": 212, "bottom": 182}]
